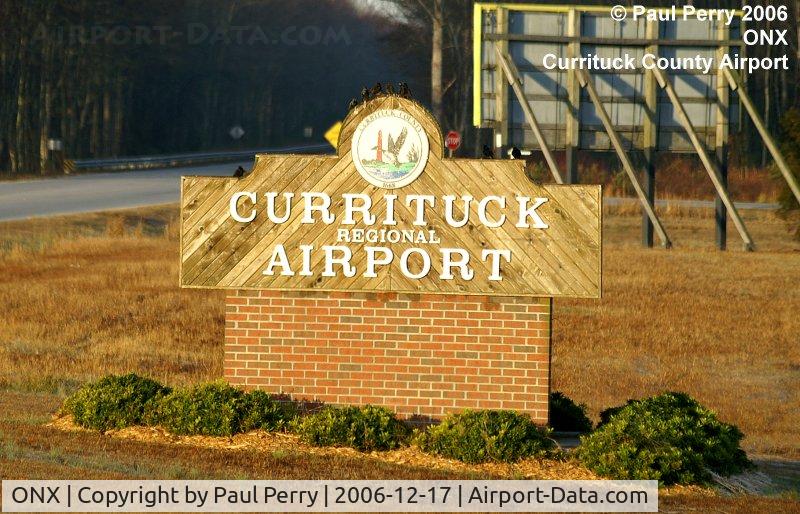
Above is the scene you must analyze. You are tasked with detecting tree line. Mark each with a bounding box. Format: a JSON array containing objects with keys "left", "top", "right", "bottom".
[
  {"left": 1, "top": 0, "right": 798, "bottom": 175},
  {"left": 0, "top": 0, "right": 412, "bottom": 175}
]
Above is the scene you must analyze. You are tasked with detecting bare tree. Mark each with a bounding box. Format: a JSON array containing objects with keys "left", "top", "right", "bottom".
[
  {"left": 0, "top": 0, "right": 393, "bottom": 175},
  {"left": 384, "top": 0, "right": 472, "bottom": 137},
  {"left": 427, "top": 0, "right": 444, "bottom": 123}
]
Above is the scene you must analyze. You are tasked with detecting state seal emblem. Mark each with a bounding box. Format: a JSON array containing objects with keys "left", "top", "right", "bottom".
[{"left": 351, "top": 109, "right": 429, "bottom": 189}]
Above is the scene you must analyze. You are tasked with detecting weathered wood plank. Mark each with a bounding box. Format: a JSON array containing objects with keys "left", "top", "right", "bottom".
[{"left": 180, "top": 95, "right": 602, "bottom": 298}]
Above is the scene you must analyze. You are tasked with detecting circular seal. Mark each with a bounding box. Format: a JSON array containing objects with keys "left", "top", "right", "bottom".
[{"left": 351, "top": 109, "right": 429, "bottom": 189}]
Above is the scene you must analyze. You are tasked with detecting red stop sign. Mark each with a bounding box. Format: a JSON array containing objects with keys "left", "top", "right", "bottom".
[{"left": 445, "top": 130, "right": 461, "bottom": 151}]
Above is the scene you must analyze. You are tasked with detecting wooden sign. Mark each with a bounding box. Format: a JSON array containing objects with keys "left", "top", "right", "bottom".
[{"left": 180, "top": 96, "right": 601, "bottom": 298}]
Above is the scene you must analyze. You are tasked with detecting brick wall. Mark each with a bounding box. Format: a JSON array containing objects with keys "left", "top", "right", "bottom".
[{"left": 224, "top": 290, "right": 552, "bottom": 423}]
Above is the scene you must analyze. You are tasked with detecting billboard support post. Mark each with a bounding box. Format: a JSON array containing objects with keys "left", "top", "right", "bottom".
[
  {"left": 653, "top": 67, "right": 754, "bottom": 251},
  {"left": 715, "top": 19, "right": 730, "bottom": 251},
  {"left": 577, "top": 68, "right": 672, "bottom": 249},
  {"left": 494, "top": 7, "right": 509, "bottom": 158},
  {"left": 716, "top": 145, "right": 728, "bottom": 251},
  {"left": 642, "top": 149, "right": 656, "bottom": 248},
  {"left": 642, "top": 19, "right": 659, "bottom": 249},
  {"left": 565, "top": 8, "right": 581, "bottom": 185},
  {"left": 494, "top": 43, "right": 564, "bottom": 184}
]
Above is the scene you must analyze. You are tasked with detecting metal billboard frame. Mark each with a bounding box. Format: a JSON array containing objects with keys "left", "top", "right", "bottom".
[{"left": 473, "top": 2, "right": 800, "bottom": 251}]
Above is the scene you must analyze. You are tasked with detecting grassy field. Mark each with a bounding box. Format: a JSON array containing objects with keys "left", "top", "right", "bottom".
[
  {"left": 1, "top": 205, "right": 799, "bottom": 509},
  {"left": 527, "top": 156, "right": 785, "bottom": 203},
  {"left": 555, "top": 210, "right": 800, "bottom": 458}
]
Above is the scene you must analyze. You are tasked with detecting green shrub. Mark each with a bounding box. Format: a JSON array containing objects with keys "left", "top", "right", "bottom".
[
  {"left": 549, "top": 391, "right": 592, "bottom": 433},
  {"left": 239, "top": 390, "right": 297, "bottom": 432},
  {"left": 63, "top": 373, "right": 170, "bottom": 432},
  {"left": 416, "top": 410, "right": 555, "bottom": 464},
  {"left": 577, "top": 392, "right": 752, "bottom": 485},
  {"left": 597, "top": 401, "right": 633, "bottom": 427},
  {"left": 63, "top": 375, "right": 298, "bottom": 436},
  {"left": 154, "top": 381, "right": 247, "bottom": 436},
  {"left": 293, "top": 405, "right": 410, "bottom": 451}
]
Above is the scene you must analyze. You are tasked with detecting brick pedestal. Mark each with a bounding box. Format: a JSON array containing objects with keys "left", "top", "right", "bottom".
[{"left": 224, "top": 291, "right": 551, "bottom": 423}]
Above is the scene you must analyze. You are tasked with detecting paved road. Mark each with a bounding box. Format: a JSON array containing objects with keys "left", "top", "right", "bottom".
[
  {"left": 0, "top": 161, "right": 252, "bottom": 222},
  {"left": 0, "top": 163, "right": 780, "bottom": 222},
  {"left": 604, "top": 196, "right": 779, "bottom": 211}
]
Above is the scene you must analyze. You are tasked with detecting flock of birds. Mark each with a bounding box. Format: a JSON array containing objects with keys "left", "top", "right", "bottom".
[{"left": 348, "top": 82, "right": 412, "bottom": 111}]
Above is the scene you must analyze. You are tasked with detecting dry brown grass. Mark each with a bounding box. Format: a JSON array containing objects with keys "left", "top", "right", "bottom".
[
  {"left": 554, "top": 209, "right": 800, "bottom": 459},
  {"left": 546, "top": 154, "right": 785, "bottom": 203},
  {"left": 1, "top": 205, "right": 799, "bottom": 505},
  {"left": 603, "top": 206, "right": 798, "bottom": 251},
  {"left": 0, "top": 393, "right": 484, "bottom": 482},
  {"left": 0, "top": 207, "right": 224, "bottom": 393},
  {"left": 1, "top": 206, "right": 798, "bottom": 449}
]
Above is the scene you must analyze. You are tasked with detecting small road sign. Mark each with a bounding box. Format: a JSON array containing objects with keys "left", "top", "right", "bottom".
[
  {"left": 324, "top": 121, "right": 342, "bottom": 149},
  {"left": 229, "top": 125, "right": 245, "bottom": 140},
  {"left": 445, "top": 130, "right": 461, "bottom": 157}
]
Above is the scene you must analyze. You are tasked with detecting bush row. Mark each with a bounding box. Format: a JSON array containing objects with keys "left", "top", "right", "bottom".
[
  {"left": 64, "top": 375, "right": 295, "bottom": 435},
  {"left": 62, "top": 375, "right": 750, "bottom": 484},
  {"left": 62, "top": 374, "right": 552, "bottom": 457}
]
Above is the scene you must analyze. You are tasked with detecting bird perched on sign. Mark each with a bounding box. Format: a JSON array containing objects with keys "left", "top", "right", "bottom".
[
  {"left": 482, "top": 145, "right": 494, "bottom": 159},
  {"left": 348, "top": 98, "right": 358, "bottom": 110},
  {"left": 361, "top": 87, "right": 370, "bottom": 102},
  {"left": 398, "top": 82, "right": 411, "bottom": 98},
  {"left": 370, "top": 82, "right": 383, "bottom": 96},
  {"left": 385, "top": 83, "right": 395, "bottom": 95},
  {"left": 233, "top": 166, "right": 246, "bottom": 178},
  {"left": 510, "top": 147, "right": 522, "bottom": 160}
]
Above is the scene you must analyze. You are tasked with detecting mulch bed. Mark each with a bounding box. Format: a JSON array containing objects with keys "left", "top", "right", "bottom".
[{"left": 47, "top": 414, "right": 712, "bottom": 497}]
